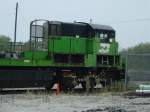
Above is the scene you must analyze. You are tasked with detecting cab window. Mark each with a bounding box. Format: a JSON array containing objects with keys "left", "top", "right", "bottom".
[
  {"left": 49, "top": 24, "right": 62, "bottom": 36},
  {"left": 98, "top": 31, "right": 115, "bottom": 43},
  {"left": 99, "top": 33, "right": 109, "bottom": 42}
]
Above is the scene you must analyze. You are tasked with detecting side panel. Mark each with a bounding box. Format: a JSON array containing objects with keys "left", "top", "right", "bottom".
[
  {"left": 24, "top": 51, "right": 48, "bottom": 60},
  {"left": 0, "top": 68, "right": 53, "bottom": 88},
  {"left": 48, "top": 36, "right": 87, "bottom": 54},
  {"left": 70, "top": 38, "right": 86, "bottom": 54},
  {"left": 53, "top": 37, "right": 70, "bottom": 53},
  {"left": 86, "top": 39, "right": 93, "bottom": 54},
  {"left": 85, "top": 54, "right": 96, "bottom": 67},
  {"left": 51, "top": 37, "right": 70, "bottom": 53},
  {"left": 109, "top": 41, "right": 118, "bottom": 55}
]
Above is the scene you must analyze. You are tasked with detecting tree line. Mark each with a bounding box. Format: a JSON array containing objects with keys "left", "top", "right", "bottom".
[{"left": 121, "top": 42, "right": 150, "bottom": 54}]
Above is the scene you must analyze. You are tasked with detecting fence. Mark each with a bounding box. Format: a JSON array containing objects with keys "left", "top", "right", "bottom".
[{"left": 125, "top": 54, "right": 150, "bottom": 90}]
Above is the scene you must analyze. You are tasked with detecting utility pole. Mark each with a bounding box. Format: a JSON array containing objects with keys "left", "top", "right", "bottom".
[{"left": 13, "top": 2, "right": 18, "bottom": 52}]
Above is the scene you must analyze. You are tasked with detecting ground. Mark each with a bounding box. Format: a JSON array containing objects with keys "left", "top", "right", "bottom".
[{"left": 0, "top": 93, "right": 150, "bottom": 112}]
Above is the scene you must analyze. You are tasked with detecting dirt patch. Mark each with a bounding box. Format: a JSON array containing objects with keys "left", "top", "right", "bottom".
[
  {"left": 80, "top": 106, "right": 137, "bottom": 112},
  {"left": 0, "top": 93, "right": 150, "bottom": 112}
]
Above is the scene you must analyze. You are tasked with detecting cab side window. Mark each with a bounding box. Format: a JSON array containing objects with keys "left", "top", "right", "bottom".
[
  {"left": 50, "top": 25, "right": 57, "bottom": 35},
  {"left": 100, "top": 33, "right": 104, "bottom": 39},
  {"left": 49, "top": 24, "right": 62, "bottom": 36},
  {"left": 99, "top": 32, "right": 109, "bottom": 42}
]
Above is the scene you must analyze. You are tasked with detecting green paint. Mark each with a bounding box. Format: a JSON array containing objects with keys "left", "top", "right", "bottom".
[{"left": 0, "top": 35, "right": 124, "bottom": 70}]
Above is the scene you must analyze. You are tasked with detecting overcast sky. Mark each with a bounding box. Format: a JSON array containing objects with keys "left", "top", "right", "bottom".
[{"left": 0, "top": 0, "right": 150, "bottom": 49}]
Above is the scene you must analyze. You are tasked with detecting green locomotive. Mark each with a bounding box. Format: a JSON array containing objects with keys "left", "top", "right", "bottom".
[{"left": 0, "top": 19, "right": 124, "bottom": 90}]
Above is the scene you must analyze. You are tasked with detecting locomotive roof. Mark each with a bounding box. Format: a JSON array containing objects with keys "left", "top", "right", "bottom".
[
  {"left": 88, "top": 23, "right": 114, "bottom": 31},
  {"left": 75, "top": 22, "right": 115, "bottom": 31},
  {"left": 49, "top": 21, "right": 115, "bottom": 32}
]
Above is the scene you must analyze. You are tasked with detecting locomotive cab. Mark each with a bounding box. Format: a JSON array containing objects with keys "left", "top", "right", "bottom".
[{"left": 88, "top": 23, "right": 115, "bottom": 43}]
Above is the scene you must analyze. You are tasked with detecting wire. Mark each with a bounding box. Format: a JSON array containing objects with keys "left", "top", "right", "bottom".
[{"left": 106, "top": 18, "right": 150, "bottom": 24}]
